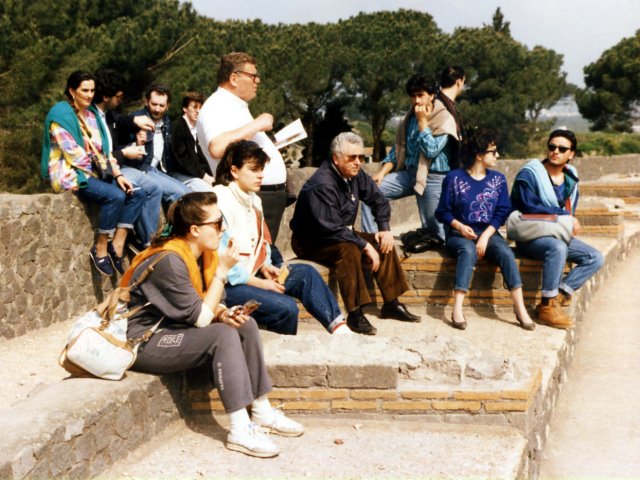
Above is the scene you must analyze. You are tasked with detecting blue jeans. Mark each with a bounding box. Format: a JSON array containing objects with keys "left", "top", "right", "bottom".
[
  {"left": 122, "top": 167, "right": 189, "bottom": 245},
  {"left": 446, "top": 231, "right": 522, "bottom": 292},
  {"left": 171, "top": 172, "right": 215, "bottom": 192},
  {"left": 361, "top": 169, "right": 445, "bottom": 240},
  {"left": 76, "top": 176, "right": 145, "bottom": 235},
  {"left": 516, "top": 236, "right": 604, "bottom": 297},
  {"left": 224, "top": 264, "right": 344, "bottom": 335}
]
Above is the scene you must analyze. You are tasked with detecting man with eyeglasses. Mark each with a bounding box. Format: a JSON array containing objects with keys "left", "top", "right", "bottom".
[
  {"left": 197, "top": 52, "right": 288, "bottom": 242},
  {"left": 290, "top": 132, "right": 420, "bottom": 335},
  {"left": 511, "top": 129, "right": 603, "bottom": 329}
]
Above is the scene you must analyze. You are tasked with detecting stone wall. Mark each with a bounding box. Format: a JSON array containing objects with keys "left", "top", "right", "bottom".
[{"left": 0, "top": 193, "right": 101, "bottom": 338}]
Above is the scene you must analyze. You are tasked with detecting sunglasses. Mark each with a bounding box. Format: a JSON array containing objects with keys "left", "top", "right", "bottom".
[
  {"left": 484, "top": 149, "right": 498, "bottom": 156},
  {"left": 198, "top": 216, "right": 224, "bottom": 231},
  {"left": 548, "top": 144, "right": 571, "bottom": 154},
  {"left": 344, "top": 154, "right": 366, "bottom": 162}
]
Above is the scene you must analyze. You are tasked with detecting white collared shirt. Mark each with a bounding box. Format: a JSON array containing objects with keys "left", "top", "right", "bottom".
[{"left": 196, "top": 87, "right": 286, "bottom": 185}]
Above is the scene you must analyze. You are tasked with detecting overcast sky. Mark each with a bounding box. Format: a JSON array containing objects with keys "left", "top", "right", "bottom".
[{"left": 185, "top": 0, "right": 640, "bottom": 87}]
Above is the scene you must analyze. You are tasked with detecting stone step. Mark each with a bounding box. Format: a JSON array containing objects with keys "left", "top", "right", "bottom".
[
  {"left": 0, "top": 318, "right": 182, "bottom": 479},
  {"left": 101, "top": 416, "right": 529, "bottom": 479}
]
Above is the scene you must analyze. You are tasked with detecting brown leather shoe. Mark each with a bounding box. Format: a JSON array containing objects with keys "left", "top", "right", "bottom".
[
  {"left": 559, "top": 292, "right": 572, "bottom": 307},
  {"left": 537, "top": 297, "right": 573, "bottom": 329}
]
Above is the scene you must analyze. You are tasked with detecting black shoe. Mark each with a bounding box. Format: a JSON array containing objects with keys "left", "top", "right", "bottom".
[
  {"left": 107, "top": 242, "right": 125, "bottom": 275},
  {"left": 89, "top": 245, "right": 114, "bottom": 277},
  {"left": 347, "top": 310, "right": 377, "bottom": 335},
  {"left": 380, "top": 301, "right": 421, "bottom": 322}
]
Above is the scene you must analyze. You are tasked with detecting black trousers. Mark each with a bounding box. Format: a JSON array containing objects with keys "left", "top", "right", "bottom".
[{"left": 257, "top": 186, "right": 287, "bottom": 242}]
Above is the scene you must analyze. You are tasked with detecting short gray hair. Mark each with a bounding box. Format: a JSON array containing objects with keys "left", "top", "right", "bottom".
[{"left": 330, "top": 132, "right": 363, "bottom": 156}]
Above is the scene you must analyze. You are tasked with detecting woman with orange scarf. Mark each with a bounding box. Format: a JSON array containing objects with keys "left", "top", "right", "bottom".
[{"left": 121, "top": 192, "right": 303, "bottom": 458}]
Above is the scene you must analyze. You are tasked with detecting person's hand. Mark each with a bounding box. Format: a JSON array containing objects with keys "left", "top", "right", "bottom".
[
  {"left": 476, "top": 233, "right": 490, "bottom": 260},
  {"left": 372, "top": 171, "right": 386, "bottom": 186},
  {"left": 375, "top": 230, "right": 394, "bottom": 254},
  {"left": 218, "top": 238, "right": 240, "bottom": 272},
  {"left": 219, "top": 307, "right": 249, "bottom": 329},
  {"left": 254, "top": 113, "right": 274, "bottom": 132},
  {"left": 260, "top": 263, "right": 280, "bottom": 281},
  {"left": 572, "top": 216, "right": 581, "bottom": 236},
  {"left": 415, "top": 102, "right": 433, "bottom": 130},
  {"left": 121, "top": 145, "right": 145, "bottom": 160},
  {"left": 455, "top": 222, "right": 478, "bottom": 240},
  {"left": 116, "top": 175, "right": 135, "bottom": 193},
  {"left": 363, "top": 243, "right": 380, "bottom": 272},
  {"left": 133, "top": 115, "right": 155, "bottom": 132},
  {"left": 257, "top": 277, "right": 285, "bottom": 293}
]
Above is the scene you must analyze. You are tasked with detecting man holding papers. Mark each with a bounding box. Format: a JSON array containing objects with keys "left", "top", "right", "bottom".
[{"left": 197, "top": 51, "right": 289, "bottom": 241}]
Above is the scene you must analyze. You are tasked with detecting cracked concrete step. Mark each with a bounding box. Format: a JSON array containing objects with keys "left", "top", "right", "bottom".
[{"left": 103, "top": 416, "right": 528, "bottom": 479}]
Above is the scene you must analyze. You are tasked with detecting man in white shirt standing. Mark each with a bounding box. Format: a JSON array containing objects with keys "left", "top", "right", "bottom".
[{"left": 197, "top": 52, "right": 288, "bottom": 241}]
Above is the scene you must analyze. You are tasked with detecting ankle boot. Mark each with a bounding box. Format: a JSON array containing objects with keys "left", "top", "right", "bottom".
[{"left": 537, "top": 297, "right": 573, "bottom": 329}]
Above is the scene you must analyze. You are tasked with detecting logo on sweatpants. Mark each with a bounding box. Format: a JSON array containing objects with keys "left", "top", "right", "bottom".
[{"left": 157, "top": 333, "right": 184, "bottom": 348}]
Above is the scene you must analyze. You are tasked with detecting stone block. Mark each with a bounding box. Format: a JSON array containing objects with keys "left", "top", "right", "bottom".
[
  {"left": 485, "top": 401, "right": 529, "bottom": 412},
  {"left": 331, "top": 400, "right": 378, "bottom": 411},
  {"left": 74, "top": 432, "right": 96, "bottom": 462},
  {"left": 49, "top": 442, "right": 76, "bottom": 477},
  {"left": 431, "top": 401, "right": 481, "bottom": 412},
  {"left": 268, "top": 365, "right": 328, "bottom": 388},
  {"left": 115, "top": 405, "right": 134, "bottom": 439},
  {"left": 327, "top": 365, "right": 396, "bottom": 389},
  {"left": 453, "top": 390, "right": 503, "bottom": 401},
  {"left": 350, "top": 389, "right": 398, "bottom": 400},
  {"left": 10, "top": 446, "right": 36, "bottom": 480},
  {"left": 281, "top": 401, "right": 330, "bottom": 411},
  {"left": 301, "top": 389, "right": 349, "bottom": 400},
  {"left": 383, "top": 401, "right": 432, "bottom": 411},
  {"left": 400, "top": 390, "right": 450, "bottom": 400}
]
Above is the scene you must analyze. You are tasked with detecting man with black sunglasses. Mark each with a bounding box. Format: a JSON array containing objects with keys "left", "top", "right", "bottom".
[
  {"left": 197, "top": 52, "right": 289, "bottom": 243},
  {"left": 510, "top": 129, "right": 603, "bottom": 329}
]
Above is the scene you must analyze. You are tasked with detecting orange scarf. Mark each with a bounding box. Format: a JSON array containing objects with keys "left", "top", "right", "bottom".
[{"left": 120, "top": 238, "right": 218, "bottom": 298}]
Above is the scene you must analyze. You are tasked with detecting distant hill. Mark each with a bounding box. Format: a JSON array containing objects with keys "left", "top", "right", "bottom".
[{"left": 539, "top": 96, "right": 590, "bottom": 133}]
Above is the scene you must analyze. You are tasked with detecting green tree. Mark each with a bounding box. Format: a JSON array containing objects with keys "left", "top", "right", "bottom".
[
  {"left": 576, "top": 30, "right": 640, "bottom": 131},
  {"left": 338, "top": 10, "right": 443, "bottom": 161},
  {"left": 440, "top": 20, "right": 566, "bottom": 157}
]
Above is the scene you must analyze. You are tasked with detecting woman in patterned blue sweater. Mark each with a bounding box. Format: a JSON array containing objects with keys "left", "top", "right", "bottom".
[{"left": 435, "top": 130, "right": 535, "bottom": 331}]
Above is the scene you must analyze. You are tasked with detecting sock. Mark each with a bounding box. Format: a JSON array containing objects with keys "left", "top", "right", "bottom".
[
  {"left": 251, "top": 395, "right": 274, "bottom": 424},
  {"left": 332, "top": 322, "right": 352, "bottom": 335},
  {"left": 228, "top": 407, "right": 251, "bottom": 435}
]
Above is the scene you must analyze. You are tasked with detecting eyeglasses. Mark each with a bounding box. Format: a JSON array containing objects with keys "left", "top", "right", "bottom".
[
  {"left": 484, "top": 149, "right": 499, "bottom": 157},
  {"left": 198, "top": 216, "right": 224, "bottom": 231},
  {"left": 548, "top": 144, "right": 571, "bottom": 154},
  {"left": 235, "top": 70, "right": 260, "bottom": 82},
  {"left": 343, "top": 154, "right": 366, "bottom": 162}
]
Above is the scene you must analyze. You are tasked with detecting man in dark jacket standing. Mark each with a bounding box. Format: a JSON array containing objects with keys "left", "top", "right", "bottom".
[
  {"left": 170, "top": 92, "right": 214, "bottom": 192},
  {"left": 290, "top": 132, "right": 419, "bottom": 335}
]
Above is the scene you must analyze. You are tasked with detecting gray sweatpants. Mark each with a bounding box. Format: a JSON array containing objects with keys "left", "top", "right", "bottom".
[{"left": 132, "top": 318, "right": 272, "bottom": 413}]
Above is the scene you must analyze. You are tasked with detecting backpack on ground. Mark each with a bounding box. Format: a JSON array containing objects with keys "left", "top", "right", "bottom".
[{"left": 400, "top": 228, "right": 444, "bottom": 256}]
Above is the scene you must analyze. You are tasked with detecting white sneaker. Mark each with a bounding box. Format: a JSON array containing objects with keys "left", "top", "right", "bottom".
[
  {"left": 253, "top": 408, "right": 305, "bottom": 437},
  {"left": 226, "top": 422, "right": 280, "bottom": 458}
]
